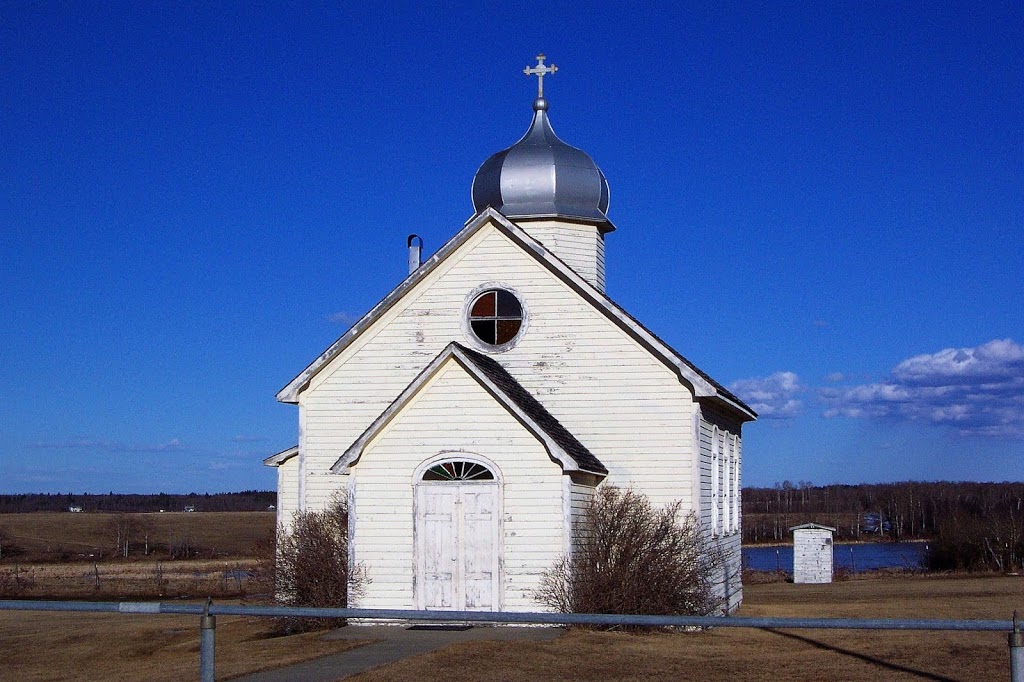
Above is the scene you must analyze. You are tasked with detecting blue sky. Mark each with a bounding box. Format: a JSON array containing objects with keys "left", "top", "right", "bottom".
[{"left": 2, "top": 2, "right": 1021, "bottom": 493}]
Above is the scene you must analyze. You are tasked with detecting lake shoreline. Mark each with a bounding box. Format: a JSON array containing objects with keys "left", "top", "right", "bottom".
[
  {"left": 743, "top": 538, "right": 931, "bottom": 548},
  {"left": 744, "top": 540, "right": 930, "bottom": 573}
]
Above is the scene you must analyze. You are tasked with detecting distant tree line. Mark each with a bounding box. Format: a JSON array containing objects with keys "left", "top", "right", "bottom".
[
  {"left": 743, "top": 481, "right": 1024, "bottom": 572},
  {"left": 0, "top": 491, "right": 276, "bottom": 514}
]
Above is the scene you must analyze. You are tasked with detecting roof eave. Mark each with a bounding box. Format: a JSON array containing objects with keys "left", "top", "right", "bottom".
[
  {"left": 500, "top": 209, "right": 617, "bottom": 234},
  {"left": 263, "top": 445, "right": 299, "bottom": 467},
  {"left": 276, "top": 208, "right": 508, "bottom": 403},
  {"left": 702, "top": 394, "right": 758, "bottom": 422}
]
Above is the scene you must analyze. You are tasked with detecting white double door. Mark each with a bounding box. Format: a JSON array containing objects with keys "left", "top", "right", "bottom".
[{"left": 416, "top": 483, "right": 499, "bottom": 611}]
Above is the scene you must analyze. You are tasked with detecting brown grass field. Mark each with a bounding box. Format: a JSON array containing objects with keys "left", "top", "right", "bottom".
[
  {"left": 0, "top": 574, "right": 1020, "bottom": 681},
  {"left": 0, "top": 512, "right": 277, "bottom": 600},
  {"left": 0, "top": 512, "right": 276, "bottom": 562},
  {"left": 0, "top": 608, "right": 370, "bottom": 681},
  {"left": 0, "top": 558, "right": 268, "bottom": 600},
  {"left": 349, "top": 574, "right": 1024, "bottom": 682},
  {"left": 2, "top": 512, "right": 1022, "bottom": 680}
]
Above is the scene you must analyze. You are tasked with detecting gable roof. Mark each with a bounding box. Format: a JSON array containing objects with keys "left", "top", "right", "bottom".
[
  {"left": 278, "top": 207, "right": 756, "bottom": 421},
  {"left": 789, "top": 523, "right": 837, "bottom": 533},
  {"left": 331, "top": 342, "right": 608, "bottom": 476}
]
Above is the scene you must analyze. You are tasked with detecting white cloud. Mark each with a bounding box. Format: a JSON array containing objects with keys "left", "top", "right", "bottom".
[
  {"left": 327, "top": 310, "right": 360, "bottom": 325},
  {"left": 821, "top": 339, "right": 1024, "bottom": 439},
  {"left": 729, "top": 371, "right": 803, "bottom": 419},
  {"left": 824, "top": 372, "right": 845, "bottom": 383},
  {"left": 29, "top": 438, "right": 187, "bottom": 453},
  {"left": 232, "top": 434, "right": 266, "bottom": 444}
]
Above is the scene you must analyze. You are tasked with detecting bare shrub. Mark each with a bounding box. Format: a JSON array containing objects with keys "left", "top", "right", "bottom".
[
  {"left": 109, "top": 513, "right": 134, "bottom": 558},
  {"left": 152, "top": 562, "right": 168, "bottom": 596},
  {"left": 274, "top": 496, "right": 365, "bottom": 632},
  {"left": 537, "top": 487, "right": 721, "bottom": 626},
  {"left": 0, "top": 564, "right": 36, "bottom": 596},
  {"left": 926, "top": 510, "right": 1024, "bottom": 573}
]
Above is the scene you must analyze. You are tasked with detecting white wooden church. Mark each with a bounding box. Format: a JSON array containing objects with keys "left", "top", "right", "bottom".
[{"left": 266, "top": 56, "right": 756, "bottom": 614}]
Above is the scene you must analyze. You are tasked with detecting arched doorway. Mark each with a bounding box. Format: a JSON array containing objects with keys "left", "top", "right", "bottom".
[{"left": 415, "top": 458, "right": 501, "bottom": 611}]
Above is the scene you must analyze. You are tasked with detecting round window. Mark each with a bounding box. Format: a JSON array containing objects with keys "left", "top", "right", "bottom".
[{"left": 469, "top": 289, "right": 523, "bottom": 346}]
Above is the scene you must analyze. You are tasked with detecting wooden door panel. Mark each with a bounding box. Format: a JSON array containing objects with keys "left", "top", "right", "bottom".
[
  {"left": 461, "top": 487, "right": 496, "bottom": 610},
  {"left": 419, "top": 487, "right": 457, "bottom": 610},
  {"left": 417, "top": 482, "right": 499, "bottom": 611}
]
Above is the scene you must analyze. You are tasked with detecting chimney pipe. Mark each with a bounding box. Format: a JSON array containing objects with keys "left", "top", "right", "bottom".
[{"left": 407, "top": 234, "right": 423, "bottom": 275}]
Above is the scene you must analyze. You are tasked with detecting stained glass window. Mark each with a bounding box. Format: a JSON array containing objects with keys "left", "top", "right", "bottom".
[
  {"left": 422, "top": 461, "right": 495, "bottom": 481},
  {"left": 469, "top": 289, "right": 523, "bottom": 346}
]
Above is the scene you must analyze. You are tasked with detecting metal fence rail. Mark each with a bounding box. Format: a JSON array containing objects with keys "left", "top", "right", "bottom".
[{"left": 2, "top": 600, "right": 1021, "bottom": 681}]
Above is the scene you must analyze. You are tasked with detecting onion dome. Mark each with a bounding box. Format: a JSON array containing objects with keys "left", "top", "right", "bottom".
[{"left": 472, "top": 94, "right": 614, "bottom": 233}]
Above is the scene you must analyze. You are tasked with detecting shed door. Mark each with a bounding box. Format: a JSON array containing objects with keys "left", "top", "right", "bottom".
[{"left": 416, "top": 481, "right": 498, "bottom": 611}]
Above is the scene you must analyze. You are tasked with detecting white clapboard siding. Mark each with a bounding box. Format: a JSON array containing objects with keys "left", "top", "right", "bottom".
[
  {"left": 698, "top": 404, "right": 745, "bottom": 612},
  {"left": 715, "top": 532, "right": 743, "bottom": 613},
  {"left": 299, "top": 220, "right": 696, "bottom": 514},
  {"left": 349, "top": 360, "right": 566, "bottom": 612},
  {"left": 568, "top": 480, "right": 596, "bottom": 555},
  {"left": 519, "top": 220, "right": 606, "bottom": 292},
  {"left": 275, "top": 457, "right": 299, "bottom": 527}
]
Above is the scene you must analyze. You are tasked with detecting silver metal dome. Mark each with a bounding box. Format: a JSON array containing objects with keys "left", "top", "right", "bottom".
[{"left": 472, "top": 97, "right": 614, "bottom": 233}]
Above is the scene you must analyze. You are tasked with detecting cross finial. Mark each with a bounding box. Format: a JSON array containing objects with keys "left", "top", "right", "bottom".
[{"left": 524, "top": 53, "right": 557, "bottom": 98}]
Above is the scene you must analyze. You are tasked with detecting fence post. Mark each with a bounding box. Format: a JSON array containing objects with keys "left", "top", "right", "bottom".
[
  {"left": 1011, "top": 611, "right": 1023, "bottom": 682},
  {"left": 200, "top": 599, "right": 216, "bottom": 682}
]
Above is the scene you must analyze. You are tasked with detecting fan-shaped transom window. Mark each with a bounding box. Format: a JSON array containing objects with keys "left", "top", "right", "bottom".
[
  {"left": 422, "top": 461, "right": 495, "bottom": 482},
  {"left": 469, "top": 289, "right": 523, "bottom": 346}
]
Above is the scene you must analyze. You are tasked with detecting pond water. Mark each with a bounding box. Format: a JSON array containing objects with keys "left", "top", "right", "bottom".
[{"left": 742, "top": 541, "right": 928, "bottom": 574}]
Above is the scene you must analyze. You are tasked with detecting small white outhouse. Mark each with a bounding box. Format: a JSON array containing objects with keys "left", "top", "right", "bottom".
[{"left": 790, "top": 523, "right": 836, "bottom": 584}]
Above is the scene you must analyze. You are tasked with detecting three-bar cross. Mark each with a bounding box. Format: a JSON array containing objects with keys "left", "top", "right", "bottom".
[{"left": 523, "top": 54, "right": 557, "bottom": 98}]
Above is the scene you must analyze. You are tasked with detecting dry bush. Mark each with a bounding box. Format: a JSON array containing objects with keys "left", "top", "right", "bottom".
[
  {"left": 926, "top": 510, "right": 1024, "bottom": 572},
  {"left": 0, "top": 564, "right": 36, "bottom": 596},
  {"left": 247, "top": 528, "right": 278, "bottom": 598},
  {"left": 537, "top": 487, "right": 721, "bottom": 626},
  {"left": 274, "top": 496, "right": 365, "bottom": 632}
]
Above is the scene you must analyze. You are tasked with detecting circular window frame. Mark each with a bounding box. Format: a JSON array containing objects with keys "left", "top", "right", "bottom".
[{"left": 461, "top": 283, "right": 528, "bottom": 353}]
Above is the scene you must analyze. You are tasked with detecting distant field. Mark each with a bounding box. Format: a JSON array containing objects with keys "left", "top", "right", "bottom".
[
  {"left": 0, "top": 511, "right": 275, "bottom": 562},
  {"left": 0, "top": 558, "right": 270, "bottom": 600}
]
